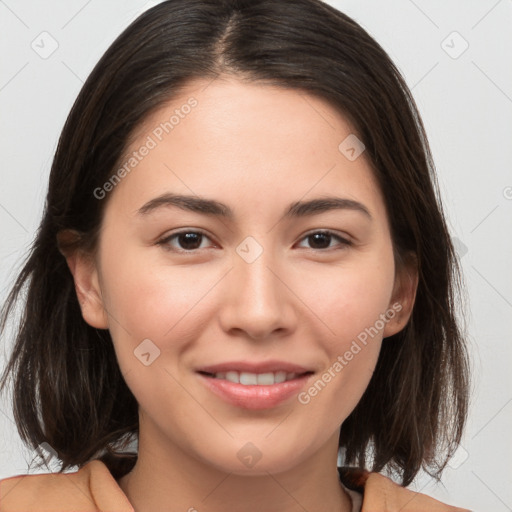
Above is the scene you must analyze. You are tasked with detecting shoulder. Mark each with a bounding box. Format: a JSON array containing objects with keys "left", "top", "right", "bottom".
[
  {"left": 339, "top": 467, "right": 470, "bottom": 512},
  {"left": 0, "top": 460, "right": 133, "bottom": 512}
]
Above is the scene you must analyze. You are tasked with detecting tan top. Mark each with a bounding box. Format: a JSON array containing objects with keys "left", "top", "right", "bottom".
[{"left": 0, "top": 460, "right": 470, "bottom": 511}]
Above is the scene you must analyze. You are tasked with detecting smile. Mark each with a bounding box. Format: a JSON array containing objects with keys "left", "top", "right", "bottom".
[
  {"left": 196, "top": 361, "right": 315, "bottom": 409},
  {"left": 199, "top": 370, "right": 305, "bottom": 386}
]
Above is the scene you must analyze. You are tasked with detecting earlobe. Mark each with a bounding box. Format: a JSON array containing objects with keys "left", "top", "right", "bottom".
[
  {"left": 57, "top": 230, "right": 109, "bottom": 329},
  {"left": 383, "top": 254, "right": 419, "bottom": 338}
]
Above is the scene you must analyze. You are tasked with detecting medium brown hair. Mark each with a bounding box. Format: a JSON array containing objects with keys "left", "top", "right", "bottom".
[{"left": 0, "top": 0, "right": 469, "bottom": 486}]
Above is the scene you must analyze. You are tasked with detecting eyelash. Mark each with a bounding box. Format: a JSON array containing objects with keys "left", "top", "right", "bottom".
[{"left": 157, "top": 229, "right": 352, "bottom": 253}]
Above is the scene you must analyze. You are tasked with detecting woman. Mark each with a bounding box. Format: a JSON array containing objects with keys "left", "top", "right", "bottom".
[{"left": 0, "top": 0, "right": 470, "bottom": 510}]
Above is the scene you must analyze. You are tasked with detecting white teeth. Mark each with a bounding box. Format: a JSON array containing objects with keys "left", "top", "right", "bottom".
[
  {"left": 257, "top": 372, "right": 275, "bottom": 385},
  {"left": 225, "top": 371, "right": 239, "bottom": 383},
  {"left": 274, "top": 371, "right": 287, "bottom": 383},
  {"left": 211, "top": 370, "right": 301, "bottom": 385},
  {"left": 240, "top": 372, "right": 258, "bottom": 385}
]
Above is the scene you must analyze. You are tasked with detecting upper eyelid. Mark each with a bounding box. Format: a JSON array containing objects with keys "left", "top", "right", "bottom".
[
  {"left": 159, "top": 228, "right": 215, "bottom": 246},
  {"left": 296, "top": 231, "right": 352, "bottom": 249}
]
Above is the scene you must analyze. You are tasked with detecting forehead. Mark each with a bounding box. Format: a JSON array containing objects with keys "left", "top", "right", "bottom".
[{"left": 103, "top": 77, "right": 386, "bottom": 224}]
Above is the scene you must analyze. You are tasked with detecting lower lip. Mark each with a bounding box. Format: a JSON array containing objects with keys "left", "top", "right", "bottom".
[{"left": 197, "top": 373, "right": 313, "bottom": 410}]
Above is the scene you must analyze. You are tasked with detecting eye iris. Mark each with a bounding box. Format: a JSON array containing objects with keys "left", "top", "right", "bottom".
[
  {"left": 179, "top": 232, "right": 202, "bottom": 250},
  {"left": 309, "top": 233, "right": 331, "bottom": 249}
]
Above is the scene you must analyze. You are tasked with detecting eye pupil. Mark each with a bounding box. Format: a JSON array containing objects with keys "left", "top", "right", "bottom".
[
  {"left": 179, "top": 232, "right": 202, "bottom": 250},
  {"left": 309, "top": 233, "right": 331, "bottom": 249}
]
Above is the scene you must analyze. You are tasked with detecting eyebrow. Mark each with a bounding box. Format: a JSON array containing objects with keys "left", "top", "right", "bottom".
[{"left": 136, "top": 193, "right": 372, "bottom": 220}]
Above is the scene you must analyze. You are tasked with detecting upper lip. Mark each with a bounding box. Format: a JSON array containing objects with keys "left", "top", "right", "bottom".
[{"left": 196, "top": 360, "right": 314, "bottom": 375}]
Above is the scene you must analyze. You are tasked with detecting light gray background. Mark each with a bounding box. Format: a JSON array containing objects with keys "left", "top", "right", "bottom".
[{"left": 1, "top": 1, "right": 511, "bottom": 511}]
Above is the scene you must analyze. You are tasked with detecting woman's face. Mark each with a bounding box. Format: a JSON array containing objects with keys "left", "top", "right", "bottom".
[{"left": 73, "top": 77, "right": 414, "bottom": 475}]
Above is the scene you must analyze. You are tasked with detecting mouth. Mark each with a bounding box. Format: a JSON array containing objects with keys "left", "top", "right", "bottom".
[
  {"left": 197, "top": 370, "right": 313, "bottom": 386},
  {"left": 195, "top": 361, "right": 315, "bottom": 409}
]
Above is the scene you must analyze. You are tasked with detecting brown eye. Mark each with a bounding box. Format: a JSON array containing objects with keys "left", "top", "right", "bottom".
[
  {"left": 158, "top": 230, "right": 213, "bottom": 252},
  {"left": 297, "top": 231, "right": 351, "bottom": 251}
]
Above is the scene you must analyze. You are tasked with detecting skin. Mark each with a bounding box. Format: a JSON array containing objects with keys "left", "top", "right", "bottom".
[{"left": 64, "top": 76, "right": 418, "bottom": 512}]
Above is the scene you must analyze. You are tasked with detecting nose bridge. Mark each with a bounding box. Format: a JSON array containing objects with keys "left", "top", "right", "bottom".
[
  {"left": 235, "top": 236, "right": 281, "bottom": 310},
  {"left": 238, "top": 244, "right": 277, "bottom": 302},
  {"left": 220, "top": 236, "right": 293, "bottom": 338}
]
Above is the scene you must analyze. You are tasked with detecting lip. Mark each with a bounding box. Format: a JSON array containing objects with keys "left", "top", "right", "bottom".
[
  {"left": 196, "top": 361, "right": 315, "bottom": 410},
  {"left": 196, "top": 360, "right": 313, "bottom": 374}
]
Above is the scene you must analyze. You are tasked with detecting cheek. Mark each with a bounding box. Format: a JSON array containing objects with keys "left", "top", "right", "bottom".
[
  {"left": 295, "top": 271, "right": 390, "bottom": 429},
  {"left": 297, "top": 339, "right": 382, "bottom": 438},
  {"left": 99, "top": 242, "right": 223, "bottom": 367},
  {"left": 99, "top": 250, "right": 219, "bottom": 417},
  {"left": 293, "top": 250, "right": 394, "bottom": 416},
  {"left": 301, "top": 255, "right": 395, "bottom": 347}
]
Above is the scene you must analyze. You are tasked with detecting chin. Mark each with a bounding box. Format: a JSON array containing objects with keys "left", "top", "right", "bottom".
[{"left": 197, "top": 436, "right": 317, "bottom": 477}]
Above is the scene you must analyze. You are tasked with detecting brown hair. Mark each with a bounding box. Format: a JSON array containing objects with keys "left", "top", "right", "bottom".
[{"left": 0, "top": 0, "right": 469, "bottom": 486}]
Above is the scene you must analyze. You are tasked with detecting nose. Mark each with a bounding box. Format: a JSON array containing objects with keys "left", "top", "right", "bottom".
[{"left": 218, "top": 243, "right": 297, "bottom": 340}]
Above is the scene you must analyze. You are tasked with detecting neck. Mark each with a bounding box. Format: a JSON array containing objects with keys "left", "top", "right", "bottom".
[{"left": 118, "top": 426, "right": 352, "bottom": 512}]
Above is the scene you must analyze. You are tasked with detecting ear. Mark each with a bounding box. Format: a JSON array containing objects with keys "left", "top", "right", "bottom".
[
  {"left": 383, "top": 252, "right": 418, "bottom": 338},
  {"left": 57, "top": 229, "right": 109, "bottom": 329}
]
